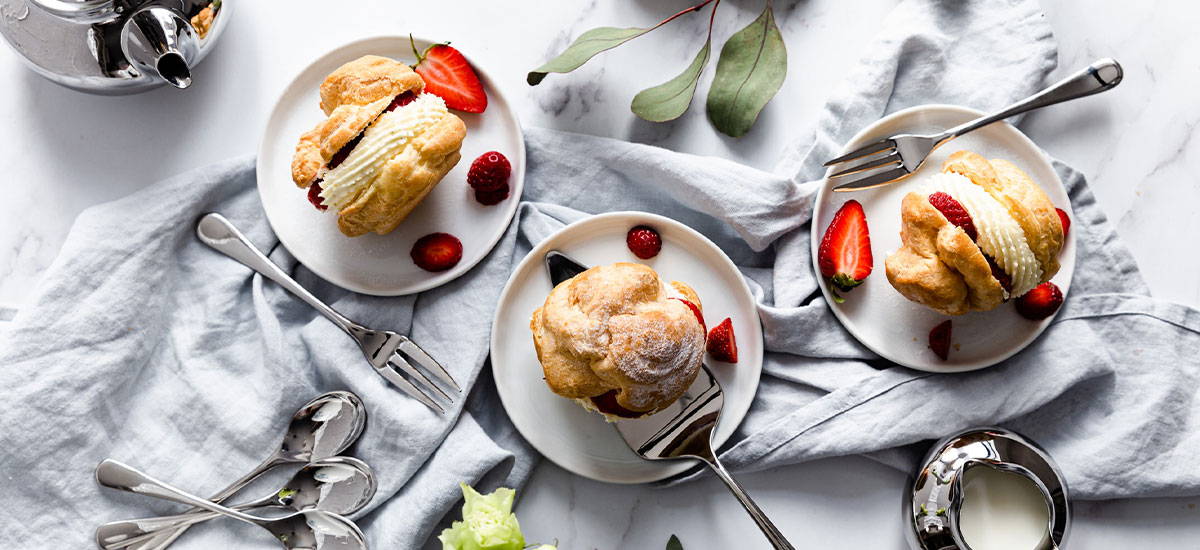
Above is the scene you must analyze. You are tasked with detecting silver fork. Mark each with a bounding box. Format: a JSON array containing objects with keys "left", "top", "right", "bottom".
[
  {"left": 196, "top": 213, "right": 460, "bottom": 413},
  {"left": 544, "top": 251, "right": 794, "bottom": 550},
  {"left": 826, "top": 58, "right": 1123, "bottom": 191}
]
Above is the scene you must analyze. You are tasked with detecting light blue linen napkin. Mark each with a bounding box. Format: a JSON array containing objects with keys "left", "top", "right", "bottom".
[{"left": 1, "top": 0, "right": 1198, "bottom": 548}]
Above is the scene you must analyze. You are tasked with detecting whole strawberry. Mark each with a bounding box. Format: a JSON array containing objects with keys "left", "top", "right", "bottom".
[
  {"left": 468, "top": 151, "right": 511, "bottom": 192},
  {"left": 818, "top": 200, "right": 873, "bottom": 302},
  {"left": 1015, "top": 281, "right": 1064, "bottom": 320},
  {"left": 626, "top": 225, "right": 662, "bottom": 259}
]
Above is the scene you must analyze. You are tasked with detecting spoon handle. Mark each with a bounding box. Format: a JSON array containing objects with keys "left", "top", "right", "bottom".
[
  {"left": 96, "top": 501, "right": 276, "bottom": 550},
  {"left": 95, "top": 460, "right": 268, "bottom": 527},
  {"left": 119, "top": 454, "right": 282, "bottom": 550}
]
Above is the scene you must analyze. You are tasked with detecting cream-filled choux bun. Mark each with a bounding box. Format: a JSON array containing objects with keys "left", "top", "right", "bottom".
[
  {"left": 885, "top": 151, "right": 1063, "bottom": 315},
  {"left": 530, "top": 262, "right": 706, "bottom": 420},
  {"left": 291, "top": 55, "right": 467, "bottom": 237}
]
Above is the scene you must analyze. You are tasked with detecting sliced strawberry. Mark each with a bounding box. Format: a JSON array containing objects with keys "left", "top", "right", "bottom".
[
  {"left": 1015, "top": 281, "right": 1064, "bottom": 320},
  {"left": 626, "top": 225, "right": 662, "bottom": 259},
  {"left": 928, "top": 320, "right": 952, "bottom": 361},
  {"left": 1056, "top": 208, "right": 1070, "bottom": 238},
  {"left": 818, "top": 200, "right": 873, "bottom": 302},
  {"left": 706, "top": 318, "right": 738, "bottom": 363},
  {"left": 671, "top": 298, "right": 705, "bottom": 333},
  {"left": 410, "top": 36, "right": 487, "bottom": 113},
  {"left": 307, "top": 180, "right": 328, "bottom": 211},
  {"left": 410, "top": 233, "right": 463, "bottom": 272},
  {"left": 928, "top": 192, "right": 978, "bottom": 241}
]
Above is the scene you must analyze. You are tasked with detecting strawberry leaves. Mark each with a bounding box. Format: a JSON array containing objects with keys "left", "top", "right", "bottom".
[
  {"left": 528, "top": 0, "right": 788, "bottom": 136},
  {"left": 706, "top": 2, "right": 787, "bottom": 137}
]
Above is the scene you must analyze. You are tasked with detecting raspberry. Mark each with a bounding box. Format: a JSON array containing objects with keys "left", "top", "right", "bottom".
[
  {"left": 626, "top": 225, "right": 662, "bottom": 259},
  {"left": 467, "top": 151, "right": 511, "bottom": 192},
  {"left": 474, "top": 184, "right": 510, "bottom": 206}
]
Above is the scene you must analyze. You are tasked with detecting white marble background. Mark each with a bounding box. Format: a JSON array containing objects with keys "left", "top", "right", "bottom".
[{"left": 1, "top": 0, "right": 1197, "bottom": 548}]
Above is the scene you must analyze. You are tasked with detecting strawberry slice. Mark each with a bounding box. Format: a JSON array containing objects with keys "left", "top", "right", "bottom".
[
  {"left": 590, "top": 389, "right": 642, "bottom": 418},
  {"left": 706, "top": 318, "right": 738, "bottom": 363},
  {"left": 410, "top": 233, "right": 463, "bottom": 272},
  {"left": 929, "top": 192, "right": 978, "bottom": 241},
  {"left": 928, "top": 320, "right": 952, "bottom": 361},
  {"left": 410, "top": 35, "right": 487, "bottom": 113},
  {"left": 818, "top": 199, "right": 873, "bottom": 302},
  {"left": 671, "top": 298, "right": 705, "bottom": 333},
  {"left": 1015, "top": 281, "right": 1064, "bottom": 320},
  {"left": 307, "top": 180, "right": 328, "bottom": 211},
  {"left": 1056, "top": 208, "right": 1070, "bottom": 238}
]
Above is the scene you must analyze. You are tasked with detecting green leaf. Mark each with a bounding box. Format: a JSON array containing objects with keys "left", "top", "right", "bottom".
[
  {"left": 666, "top": 534, "right": 684, "bottom": 550},
  {"left": 706, "top": 3, "right": 788, "bottom": 137},
  {"left": 528, "top": 27, "right": 653, "bottom": 85},
  {"left": 631, "top": 39, "right": 711, "bottom": 122}
]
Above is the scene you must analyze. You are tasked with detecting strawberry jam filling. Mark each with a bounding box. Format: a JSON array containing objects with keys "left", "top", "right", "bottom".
[
  {"left": 591, "top": 389, "right": 642, "bottom": 418},
  {"left": 385, "top": 90, "right": 418, "bottom": 112},
  {"left": 985, "top": 255, "right": 1014, "bottom": 294},
  {"left": 928, "top": 192, "right": 978, "bottom": 241},
  {"left": 307, "top": 180, "right": 328, "bottom": 211}
]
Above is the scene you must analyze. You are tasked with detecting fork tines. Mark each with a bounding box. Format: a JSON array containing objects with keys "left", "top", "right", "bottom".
[
  {"left": 823, "top": 138, "right": 912, "bottom": 191},
  {"left": 376, "top": 337, "right": 461, "bottom": 414}
]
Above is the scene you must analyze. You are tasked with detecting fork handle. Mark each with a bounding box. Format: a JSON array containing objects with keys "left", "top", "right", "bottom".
[
  {"left": 704, "top": 458, "right": 796, "bottom": 550},
  {"left": 946, "top": 58, "right": 1123, "bottom": 139},
  {"left": 196, "top": 213, "right": 357, "bottom": 334}
]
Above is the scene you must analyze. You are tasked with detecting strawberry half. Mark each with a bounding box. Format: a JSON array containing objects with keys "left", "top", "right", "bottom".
[
  {"left": 706, "top": 318, "right": 738, "bottom": 363},
  {"left": 1056, "top": 208, "right": 1070, "bottom": 238},
  {"left": 928, "top": 320, "right": 952, "bottom": 361},
  {"left": 1015, "top": 281, "right": 1064, "bottom": 320},
  {"left": 411, "top": 233, "right": 463, "bottom": 272},
  {"left": 929, "top": 192, "right": 978, "bottom": 241},
  {"left": 818, "top": 199, "right": 873, "bottom": 302},
  {"left": 410, "top": 35, "right": 487, "bottom": 113}
]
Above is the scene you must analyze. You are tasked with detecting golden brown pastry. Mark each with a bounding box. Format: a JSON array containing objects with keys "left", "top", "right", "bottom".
[
  {"left": 530, "top": 263, "right": 706, "bottom": 420},
  {"left": 290, "top": 55, "right": 466, "bottom": 237},
  {"left": 885, "top": 151, "right": 1063, "bottom": 315}
]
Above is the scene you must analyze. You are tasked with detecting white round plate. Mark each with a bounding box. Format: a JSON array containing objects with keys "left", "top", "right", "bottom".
[
  {"left": 257, "top": 36, "right": 525, "bottom": 295},
  {"left": 812, "top": 105, "right": 1076, "bottom": 373},
  {"left": 491, "top": 212, "right": 764, "bottom": 484}
]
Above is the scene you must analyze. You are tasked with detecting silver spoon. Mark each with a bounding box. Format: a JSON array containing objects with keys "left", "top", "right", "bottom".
[
  {"left": 97, "top": 456, "right": 377, "bottom": 549},
  {"left": 96, "top": 459, "right": 367, "bottom": 550},
  {"left": 119, "top": 391, "right": 368, "bottom": 550}
]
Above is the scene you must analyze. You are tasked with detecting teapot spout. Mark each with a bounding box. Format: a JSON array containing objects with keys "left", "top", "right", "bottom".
[{"left": 120, "top": 7, "right": 199, "bottom": 89}]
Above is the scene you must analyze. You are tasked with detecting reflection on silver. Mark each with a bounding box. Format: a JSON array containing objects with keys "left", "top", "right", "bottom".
[
  {"left": 905, "top": 427, "right": 1070, "bottom": 550},
  {"left": 0, "top": 0, "right": 230, "bottom": 94}
]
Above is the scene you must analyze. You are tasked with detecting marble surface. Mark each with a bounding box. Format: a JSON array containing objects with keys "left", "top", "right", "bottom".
[{"left": 1, "top": 0, "right": 1197, "bottom": 548}]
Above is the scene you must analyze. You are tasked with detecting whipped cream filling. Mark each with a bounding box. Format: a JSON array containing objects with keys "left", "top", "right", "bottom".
[
  {"left": 924, "top": 172, "right": 1042, "bottom": 296},
  {"left": 319, "top": 93, "right": 449, "bottom": 210}
]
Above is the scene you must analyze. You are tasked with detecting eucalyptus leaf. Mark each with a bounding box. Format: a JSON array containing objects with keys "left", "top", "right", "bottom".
[
  {"left": 706, "top": 4, "right": 788, "bottom": 137},
  {"left": 528, "top": 27, "right": 653, "bottom": 85},
  {"left": 631, "top": 39, "right": 711, "bottom": 122},
  {"left": 666, "top": 534, "right": 684, "bottom": 550}
]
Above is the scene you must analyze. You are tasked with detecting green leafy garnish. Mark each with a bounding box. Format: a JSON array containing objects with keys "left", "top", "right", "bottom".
[
  {"left": 439, "top": 483, "right": 526, "bottom": 550},
  {"left": 667, "top": 534, "right": 685, "bottom": 550},
  {"left": 705, "top": 2, "right": 788, "bottom": 137}
]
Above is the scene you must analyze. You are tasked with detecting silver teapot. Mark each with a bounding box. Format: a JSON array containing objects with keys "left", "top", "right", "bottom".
[{"left": 0, "top": 0, "right": 229, "bottom": 94}]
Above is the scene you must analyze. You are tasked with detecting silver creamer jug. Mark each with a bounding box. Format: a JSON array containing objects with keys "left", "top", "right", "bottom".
[{"left": 0, "top": 0, "right": 229, "bottom": 94}]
